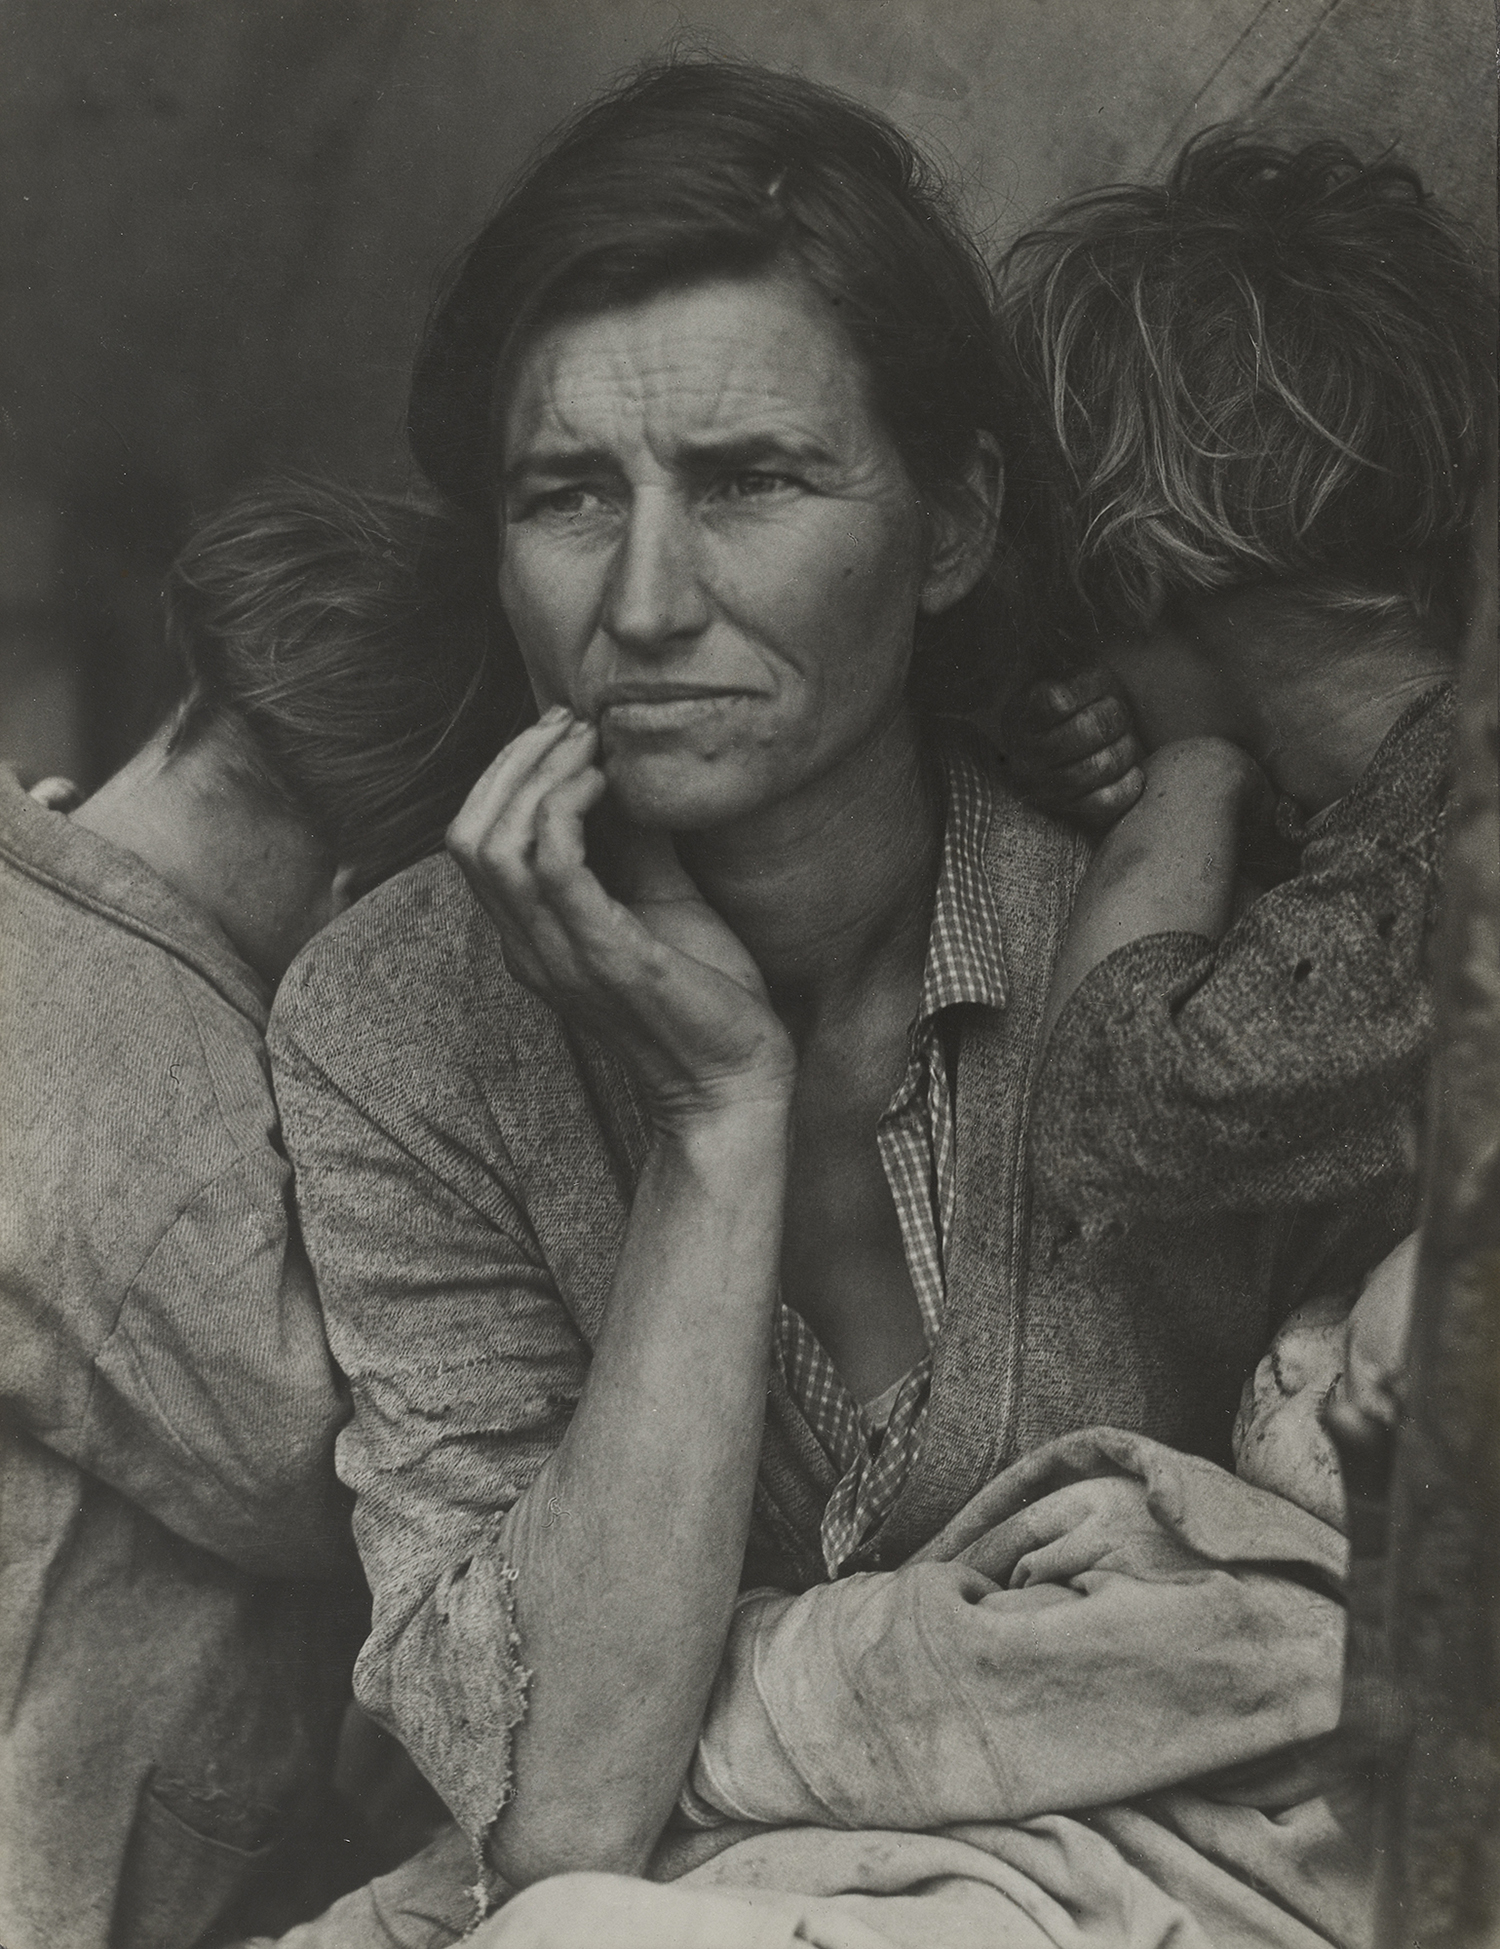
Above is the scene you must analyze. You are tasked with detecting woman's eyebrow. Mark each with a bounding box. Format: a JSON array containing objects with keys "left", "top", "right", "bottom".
[
  {"left": 678, "top": 431, "right": 835, "bottom": 471},
  {"left": 501, "top": 445, "right": 621, "bottom": 486},
  {"left": 502, "top": 431, "right": 837, "bottom": 491}
]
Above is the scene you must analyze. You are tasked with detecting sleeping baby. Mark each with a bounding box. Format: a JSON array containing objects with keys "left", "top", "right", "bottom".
[
  {"left": 479, "top": 1244, "right": 1411, "bottom": 1949},
  {"left": 669, "top": 1233, "right": 1417, "bottom": 1837}
]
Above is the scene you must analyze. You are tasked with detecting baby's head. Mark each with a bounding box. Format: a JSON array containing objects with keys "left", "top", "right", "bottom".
[
  {"left": 1233, "top": 1235, "right": 1420, "bottom": 1529},
  {"left": 1000, "top": 132, "right": 1492, "bottom": 656}
]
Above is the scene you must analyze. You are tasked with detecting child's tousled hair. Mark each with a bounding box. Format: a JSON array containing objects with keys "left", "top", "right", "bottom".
[
  {"left": 166, "top": 481, "right": 526, "bottom": 898},
  {"left": 999, "top": 130, "right": 1495, "bottom": 643}
]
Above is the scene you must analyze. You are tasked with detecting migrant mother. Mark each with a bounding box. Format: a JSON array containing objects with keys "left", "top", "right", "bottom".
[{"left": 270, "top": 59, "right": 1362, "bottom": 1946}]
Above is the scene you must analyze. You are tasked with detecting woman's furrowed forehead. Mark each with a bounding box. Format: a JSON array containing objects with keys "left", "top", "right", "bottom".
[{"left": 498, "top": 274, "right": 887, "bottom": 479}]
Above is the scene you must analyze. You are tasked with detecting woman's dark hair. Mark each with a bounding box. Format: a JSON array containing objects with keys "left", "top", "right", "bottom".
[
  {"left": 408, "top": 57, "right": 1023, "bottom": 713},
  {"left": 166, "top": 481, "right": 524, "bottom": 897},
  {"left": 998, "top": 130, "right": 1496, "bottom": 644}
]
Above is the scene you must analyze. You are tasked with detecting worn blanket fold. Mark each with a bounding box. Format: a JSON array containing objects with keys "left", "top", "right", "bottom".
[
  {"left": 245, "top": 1434, "right": 1368, "bottom": 1948},
  {"left": 488, "top": 1430, "right": 1367, "bottom": 1948},
  {"left": 684, "top": 1427, "right": 1347, "bottom": 1833}
]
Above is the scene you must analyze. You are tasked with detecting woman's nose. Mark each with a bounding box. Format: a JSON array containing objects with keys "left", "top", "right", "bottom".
[{"left": 602, "top": 491, "right": 710, "bottom": 653}]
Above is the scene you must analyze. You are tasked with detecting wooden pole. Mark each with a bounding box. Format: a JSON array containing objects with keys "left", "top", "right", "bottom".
[{"left": 1373, "top": 469, "right": 1500, "bottom": 1947}]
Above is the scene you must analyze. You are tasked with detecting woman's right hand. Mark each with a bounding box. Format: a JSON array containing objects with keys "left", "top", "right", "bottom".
[{"left": 447, "top": 707, "right": 795, "bottom": 1126}]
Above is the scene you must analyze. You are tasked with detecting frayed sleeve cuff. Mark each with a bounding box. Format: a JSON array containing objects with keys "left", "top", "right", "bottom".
[{"left": 374, "top": 1548, "right": 531, "bottom": 1914}]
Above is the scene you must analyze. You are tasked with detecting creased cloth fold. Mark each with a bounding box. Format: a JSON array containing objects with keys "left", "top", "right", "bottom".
[
  {"left": 489, "top": 1431, "right": 1364, "bottom": 1948},
  {"left": 683, "top": 1427, "right": 1347, "bottom": 1835},
  {"left": 236, "top": 1432, "right": 1367, "bottom": 1947}
]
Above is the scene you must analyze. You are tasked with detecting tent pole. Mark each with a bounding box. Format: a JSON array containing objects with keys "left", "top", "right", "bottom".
[{"left": 1371, "top": 466, "right": 1500, "bottom": 1949}]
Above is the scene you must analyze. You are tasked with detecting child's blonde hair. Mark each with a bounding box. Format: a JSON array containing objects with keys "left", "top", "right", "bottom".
[{"left": 1000, "top": 131, "right": 1493, "bottom": 643}]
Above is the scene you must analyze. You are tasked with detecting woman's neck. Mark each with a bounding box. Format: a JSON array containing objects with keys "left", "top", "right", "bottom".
[
  {"left": 72, "top": 725, "right": 340, "bottom": 986},
  {"left": 675, "top": 707, "right": 941, "bottom": 1035}
]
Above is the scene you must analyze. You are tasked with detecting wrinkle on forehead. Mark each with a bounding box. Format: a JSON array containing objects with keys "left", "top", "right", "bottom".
[{"left": 501, "top": 276, "right": 875, "bottom": 469}]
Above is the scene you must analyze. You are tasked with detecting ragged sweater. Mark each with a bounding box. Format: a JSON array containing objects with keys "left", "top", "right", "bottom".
[
  {"left": 267, "top": 726, "right": 1422, "bottom": 1862},
  {"left": 1030, "top": 686, "right": 1453, "bottom": 1267}
]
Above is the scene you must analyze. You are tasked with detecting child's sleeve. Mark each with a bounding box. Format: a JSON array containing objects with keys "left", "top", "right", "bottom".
[
  {"left": 1030, "top": 726, "right": 1447, "bottom": 1227},
  {"left": 76, "top": 1154, "right": 357, "bottom": 1581}
]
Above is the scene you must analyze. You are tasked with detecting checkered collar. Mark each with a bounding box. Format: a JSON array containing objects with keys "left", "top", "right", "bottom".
[{"left": 916, "top": 729, "right": 1009, "bottom": 1025}]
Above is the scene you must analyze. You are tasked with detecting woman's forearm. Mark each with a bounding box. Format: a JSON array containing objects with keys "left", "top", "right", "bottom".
[
  {"left": 1040, "top": 738, "right": 1261, "bottom": 1045},
  {"left": 488, "top": 1094, "right": 791, "bottom": 1887}
]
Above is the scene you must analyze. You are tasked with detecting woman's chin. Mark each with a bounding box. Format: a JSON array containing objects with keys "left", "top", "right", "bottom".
[{"left": 601, "top": 749, "right": 776, "bottom": 832}]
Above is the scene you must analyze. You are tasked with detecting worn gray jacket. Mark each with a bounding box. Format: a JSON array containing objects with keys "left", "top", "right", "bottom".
[
  {"left": 270, "top": 741, "right": 1389, "bottom": 1859},
  {"left": 0, "top": 774, "right": 362, "bottom": 1949}
]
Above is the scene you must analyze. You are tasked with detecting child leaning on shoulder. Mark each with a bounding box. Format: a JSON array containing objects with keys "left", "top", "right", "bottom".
[
  {"left": 0, "top": 480, "right": 513, "bottom": 1949},
  {"left": 996, "top": 130, "right": 1492, "bottom": 1318}
]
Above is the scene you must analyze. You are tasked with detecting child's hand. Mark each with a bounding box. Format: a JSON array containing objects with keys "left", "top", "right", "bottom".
[
  {"left": 28, "top": 775, "right": 81, "bottom": 811},
  {"left": 1002, "top": 667, "right": 1145, "bottom": 832},
  {"left": 967, "top": 1475, "right": 1205, "bottom": 1588}
]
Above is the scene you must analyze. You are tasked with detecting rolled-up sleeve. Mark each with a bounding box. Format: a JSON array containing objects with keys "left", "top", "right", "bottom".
[
  {"left": 1030, "top": 828, "right": 1438, "bottom": 1225},
  {"left": 270, "top": 996, "right": 587, "bottom": 1857}
]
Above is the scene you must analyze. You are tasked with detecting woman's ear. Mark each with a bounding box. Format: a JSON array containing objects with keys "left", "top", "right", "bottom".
[
  {"left": 330, "top": 862, "right": 361, "bottom": 918},
  {"left": 919, "top": 435, "right": 1004, "bottom": 617}
]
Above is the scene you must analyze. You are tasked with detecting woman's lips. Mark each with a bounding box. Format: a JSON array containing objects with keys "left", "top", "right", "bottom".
[{"left": 596, "top": 690, "right": 761, "bottom": 734}]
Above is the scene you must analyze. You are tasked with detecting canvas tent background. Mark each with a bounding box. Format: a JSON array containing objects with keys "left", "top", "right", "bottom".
[{"left": 0, "top": 0, "right": 1494, "bottom": 788}]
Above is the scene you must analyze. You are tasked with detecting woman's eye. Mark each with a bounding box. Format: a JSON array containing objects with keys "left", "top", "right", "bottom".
[
  {"left": 719, "top": 470, "right": 796, "bottom": 501},
  {"left": 538, "top": 486, "right": 594, "bottom": 515},
  {"left": 514, "top": 484, "right": 605, "bottom": 520}
]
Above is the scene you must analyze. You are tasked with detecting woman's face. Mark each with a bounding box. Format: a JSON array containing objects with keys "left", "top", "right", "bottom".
[{"left": 496, "top": 272, "right": 973, "bottom": 829}]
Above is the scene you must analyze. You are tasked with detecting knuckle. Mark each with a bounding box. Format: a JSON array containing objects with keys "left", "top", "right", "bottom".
[
  {"left": 1089, "top": 770, "right": 1146, "bottom": 817},
  {"left": 473, "top": 846, "right": 530, "bottom": 901},
  {"left": 1114, "top": 763, "right": 1147, "bottom": 798},
  {"left": 1016, "top": 680, "right": 1065, "bottom": 732},
  {"left": 445, "top": 813, "right": 479, "bottom": 860},
  {"left": 1084, "top": 734, "right": 1137, "bottom": 783},
  {"left": 534, "top": 799, "right": 580, "bottom": 857},
  {"left": 530, "top": 841, "right": 573, "bottom": 893},
  {"left": 1033, "top": 721, "right": 1080, "bottom": 765},
  {"left": 1056, "top": 754, "right": 1100, "bottom": 793}
]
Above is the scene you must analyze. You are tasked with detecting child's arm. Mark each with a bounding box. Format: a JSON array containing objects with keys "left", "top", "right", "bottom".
[
  {"left": 1039, "top": 736, "right": 1267, "bottom": 1044},
  {"left": 1030, "top": 691, "right": 1451, "bottom": 1228}
]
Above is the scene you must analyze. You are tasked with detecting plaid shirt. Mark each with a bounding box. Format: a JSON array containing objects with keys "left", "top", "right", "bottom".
[{"left": 774, "top": 736, "right": 1007, "bottom": 1578}]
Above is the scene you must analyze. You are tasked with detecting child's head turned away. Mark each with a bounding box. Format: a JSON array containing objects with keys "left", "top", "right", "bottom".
[
  {"left": 1000, "top": 131, "right": 1493, "bottom": 653},
  {"left": 164, "top": 481, "right": 526, "bottom": 900}
]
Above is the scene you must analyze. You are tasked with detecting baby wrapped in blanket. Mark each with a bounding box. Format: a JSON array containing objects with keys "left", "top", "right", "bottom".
[{"left": 484, "top": 1239, "right": 1414, "bottom": 1949}]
